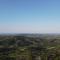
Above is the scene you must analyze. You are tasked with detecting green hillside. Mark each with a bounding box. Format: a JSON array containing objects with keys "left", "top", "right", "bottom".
[{"left": 0, "top": 34, "right": 60, "bottom": 60}]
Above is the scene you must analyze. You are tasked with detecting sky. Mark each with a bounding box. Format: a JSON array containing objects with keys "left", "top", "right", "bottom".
[{"left": 0, "top": 0, "right": 60, "bottom": 33}]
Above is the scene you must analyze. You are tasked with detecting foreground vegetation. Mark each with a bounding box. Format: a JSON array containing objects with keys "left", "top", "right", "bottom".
[{"left": 0, "top": 34, "right": 60, "bottom": 60}]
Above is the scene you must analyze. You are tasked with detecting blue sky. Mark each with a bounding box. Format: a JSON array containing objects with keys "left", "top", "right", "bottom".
[{"left": 0, "top": 0, "right": 60, "bottom": 33}]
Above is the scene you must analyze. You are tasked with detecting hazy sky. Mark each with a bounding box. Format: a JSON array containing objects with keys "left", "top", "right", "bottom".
[{"left": 0, "top": 0, "right": 60, "bottom": 33}]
